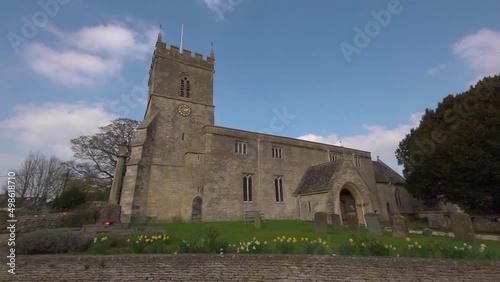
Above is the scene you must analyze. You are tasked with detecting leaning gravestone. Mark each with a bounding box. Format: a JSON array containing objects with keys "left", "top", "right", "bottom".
[
  {"left": 314, "top": 212, "right": 328, "bottom": 235},
  {"left": 452, "top": 213, "right": 475, "bottom": 244},
  {"left": 254, "top": 211, "right": 261, "bottom": 229},
  {"left": 391, "top": 214, "right": 409, "bottom": 238},
  {"left": 365, "top": 213, "right": 383, "bottom": 235},
  {"left": 422, "top": 228, "right": 433, "bottom": 236},
  {"left": 347, "top": 216, "right": 359, "bottom": 231},
  {"left": 427, "top": 211, "right": 445, "bottom": 228},
  {"left": 331, "top": 214, "right": 342, "bottom": 230}
]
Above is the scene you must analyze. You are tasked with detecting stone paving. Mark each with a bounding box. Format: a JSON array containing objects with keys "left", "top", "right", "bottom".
[{"left": 1, "top": 254, "right": 499, "bottom": 281}]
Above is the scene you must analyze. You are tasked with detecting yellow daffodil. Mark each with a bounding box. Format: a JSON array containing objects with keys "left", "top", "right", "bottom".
[
  {"left": 253, "top": 237, "right": 256, "bottom": 241},
  {"left": 127, "top": 239, "right": 130, "bottom": 243},
  {"left": 305, "top": 237, "right": 308, "bottom": 241},
  {"left": 93, "top": 237, "right": 97, "bottom": 244},
  {"left": 405, "top": 237, "right": 411, "bottom": 242},
  {"left": 418, "top": 245, "right": 422, "bottom": 249},
  {"left": 414, "top": 241, "right": 419, "bottom": 246},
  {"left": 273, "top": 239, "right": 276, "bottom": 242},
  {"left": 349, "top": 238, "right": 354, "bottom": 243}
]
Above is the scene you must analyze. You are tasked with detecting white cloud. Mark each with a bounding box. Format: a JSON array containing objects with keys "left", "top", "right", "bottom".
[
  {"left": 297, "top": 113, "right": 422, "bottom": 173},
  {"left": 71, "top": 23, "right": 156, "bottom": 58},
  {"left": 452, "top": 28, "right": 500, "bottom": 85},
  {"left": 425, "top": 63, "right": 446, "bottom": 75},
  {"left": 0, "top": 102, "right": 118, "bottom": 162},
  {"left": 24, "top": 43, "right": 121, "bottom": 86},
  {"left": 22, "top": 22, "right": 157, "bottom": 87},
  {"left": 203, "top": 0, "right": 242, "bottom": 21}
]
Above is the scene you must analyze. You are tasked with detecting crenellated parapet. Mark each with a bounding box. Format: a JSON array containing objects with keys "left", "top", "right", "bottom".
[{"left": 153, "top": 37, "right": 214, "bottom": 70}]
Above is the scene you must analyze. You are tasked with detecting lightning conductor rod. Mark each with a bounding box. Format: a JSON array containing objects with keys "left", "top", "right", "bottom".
[{"left": 180, "top": 24, "right": 184, "bottom": 53}]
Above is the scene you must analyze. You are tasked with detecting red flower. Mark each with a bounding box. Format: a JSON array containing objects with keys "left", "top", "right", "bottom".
[{"left": 102, "top": 220, "right": 117, "bottom": 226}]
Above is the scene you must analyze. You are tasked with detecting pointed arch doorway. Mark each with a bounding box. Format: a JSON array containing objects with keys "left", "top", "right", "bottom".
[
  {"left": 339, "top": 189, "right": 357, "bottom": 226},
  {"left": 191, "top": 196, "right": 202, "bottom": 222}
]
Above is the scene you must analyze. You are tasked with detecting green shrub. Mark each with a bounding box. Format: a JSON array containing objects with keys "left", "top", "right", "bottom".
[
  {"left": 483, "top": 248, "right": 500, "bottom": 260},
  {"left": 231, "top": 237, "right": 268, "bottom": 254},
  {"left": 273, "top": 236, "right": 296, "bottom": 254},
  {"left": 439, "top": 243, "right": 481, "bottom": 259},
  {"left": 87, "top": 236, "right": 112, "bottom": 254},
  {"left": 17, "top": 229, "right": 90, "bottom": 254},
  {"left": 211, "top": 239, "right": 231, "bottom": 254},
  {"left": 84, "top": 191, "right": 109, "bottom": 202},
  {"left": 303, "top": 240, "right": 329, "bottom": 255},
  {"left": 175, "top": 226, "right": 226, "bottom": 253},
  {"left": 129, "top": 239, "right": 147, "bottom": 254},
  {"left": 338, "top": 234, "right": 394, "bottom": 257},
  {"left": 178, "top": 240, "right": 191, "bottom": 253},
  {"left": 189, "top": 226, "right": 220, "bottom": 253},
  {"left": 87, "top": 235, "right": 127, "bottom": 254},
  {"left": 52, "top": 187, "right": 86, "bottom": 210},
  {"left": 146, "top": 240, "right": 167, "bottom": 254},
  {"left": 128, "top": 233, "right": 170, "bottom": 254},
  {"left": 338, "top": 241, "right": 357, "bottom": 256}
]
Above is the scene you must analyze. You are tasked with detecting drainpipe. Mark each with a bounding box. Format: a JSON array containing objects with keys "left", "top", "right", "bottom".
[
  {"left": 298, "top": 195, "right": 302, "bottom": 219},
  {"left": 257, "top": 138, "right": 261, "bottom": 211}
]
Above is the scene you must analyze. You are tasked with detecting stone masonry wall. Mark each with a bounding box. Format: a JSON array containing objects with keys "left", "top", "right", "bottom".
[
  {"left": 2, "top": 254, "right": 499, "bottom": 281},
  {"left": 15, "top": 209, "right": 97, "bottom": 234}
]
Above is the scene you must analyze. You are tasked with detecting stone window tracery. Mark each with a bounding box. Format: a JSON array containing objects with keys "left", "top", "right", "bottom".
[{"left": 179, "top": 75, "right": 191, "bottom": 98}]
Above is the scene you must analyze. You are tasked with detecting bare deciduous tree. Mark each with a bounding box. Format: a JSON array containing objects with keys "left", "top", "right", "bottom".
[
  {"left": 13, "top": 152, "right": 67, "bottom": 202},
  {"left": 69, "top": 118, "right": 138, "bottom": 191}
]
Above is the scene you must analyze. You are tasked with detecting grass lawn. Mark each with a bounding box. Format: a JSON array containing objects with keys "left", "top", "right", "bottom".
[{"left": 149, "top": 220, "right": 500, "bottom": 256}]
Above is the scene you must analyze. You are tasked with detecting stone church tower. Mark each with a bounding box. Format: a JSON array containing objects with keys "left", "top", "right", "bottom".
[{"left": 120, "top": 32, "right": 215, "bottom": 223}]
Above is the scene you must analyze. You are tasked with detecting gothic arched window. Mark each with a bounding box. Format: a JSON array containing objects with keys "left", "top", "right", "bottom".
[
  {"left": 179, "top": 75, "right": 191, "bottom": 98},
  {"left": 275, "top": 176, "right": 284, "bottom": 203},
  {"left": 243, "top": 175, "right": 253, "bottom": 202}
]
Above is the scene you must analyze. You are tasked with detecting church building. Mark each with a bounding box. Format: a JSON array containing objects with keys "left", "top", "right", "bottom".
[{"left": 119, "top": 33, "right": 417, "bottom": 225}]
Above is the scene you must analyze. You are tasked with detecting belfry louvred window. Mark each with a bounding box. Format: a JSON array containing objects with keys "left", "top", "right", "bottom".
[{"left": 180, "top": 76, "right": 191, "bottom": 98}]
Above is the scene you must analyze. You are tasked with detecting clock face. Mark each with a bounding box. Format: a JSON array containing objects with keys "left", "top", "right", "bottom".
[{"left": 177, "top": 104, "right": 192, "bottom": 117}]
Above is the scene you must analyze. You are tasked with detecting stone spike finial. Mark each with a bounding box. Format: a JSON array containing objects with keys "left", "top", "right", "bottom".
[
  {"left": 210, "top": 42, "right": 215, "bottom": 58},
  {"left": 157, "top": 24, "right": 163, "bottom": 42}
]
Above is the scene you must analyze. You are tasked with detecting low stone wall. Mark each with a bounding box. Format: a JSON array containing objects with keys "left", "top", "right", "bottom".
[
  {"left": 16, "top": 213, "right": 69, "bottom": 233},
  {"left": 2, "top": 254, "right": 499, "bottom": 281},
  {"left": 16, "top": 210, "right": 97, "bottom": 233}
]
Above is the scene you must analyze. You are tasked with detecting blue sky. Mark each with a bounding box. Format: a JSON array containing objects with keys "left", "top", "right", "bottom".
[{"left": 1, "top": 0, "right": 499, "bottom": 176}]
